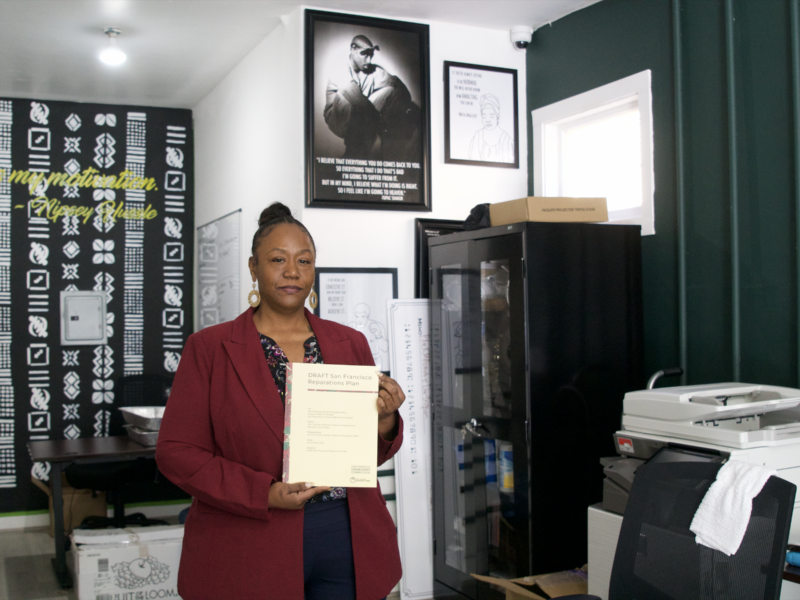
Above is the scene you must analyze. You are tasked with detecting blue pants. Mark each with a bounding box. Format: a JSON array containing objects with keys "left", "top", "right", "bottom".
[
  {"left": 303, "top": 499, "right": 355, "bottom": 600},
  {"left": 303, "top": 499, "right": 388, "bottom": 600}
]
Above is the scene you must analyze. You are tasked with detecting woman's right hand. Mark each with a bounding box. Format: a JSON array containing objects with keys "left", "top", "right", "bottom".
[{"left": 268, "top": 481, "right": 330, "bottom": 510}]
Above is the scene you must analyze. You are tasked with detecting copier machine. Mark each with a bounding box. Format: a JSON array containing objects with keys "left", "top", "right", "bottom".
[
  {"left": 611, "top": 382, "right": 800, "bottom": 542},
  {"left": 586, "top": 382, "right": 800, "bottom": 600}
]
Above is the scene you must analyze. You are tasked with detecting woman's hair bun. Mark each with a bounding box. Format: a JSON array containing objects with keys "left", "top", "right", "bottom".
[
  {"left": 251, "top": 201, "right": 317, "bottom": 257},
  {"left": 258, "top": 202, "right": 292, "bottom": 227}
]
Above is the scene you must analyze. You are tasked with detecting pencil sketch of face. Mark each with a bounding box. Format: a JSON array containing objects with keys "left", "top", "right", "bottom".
[
  {"left": 354, "top": 303, "right": 370, "bottom": 327},
  {"left": 480, "top": 95, "right": 500, "bottom": 130}
]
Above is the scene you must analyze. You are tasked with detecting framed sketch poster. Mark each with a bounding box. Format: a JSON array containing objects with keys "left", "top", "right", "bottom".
[
  {"left": 444, "top": 61, "right": 519, "bottom": 168},
  {"left": 305, "top": 10, "right": 432, "bottom": 211},
  {"left": 314, "top": 268, "right": 398, "bottom": 372}
]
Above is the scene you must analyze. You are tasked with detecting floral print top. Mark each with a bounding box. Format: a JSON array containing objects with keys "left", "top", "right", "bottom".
[{"left": 259, "top": 333, "right": 346, "bottom": 503}]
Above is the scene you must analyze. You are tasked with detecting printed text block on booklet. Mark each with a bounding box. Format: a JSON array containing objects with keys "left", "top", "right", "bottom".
[{"left": 283, "top": 363, "right": 379, "bottom": 488}]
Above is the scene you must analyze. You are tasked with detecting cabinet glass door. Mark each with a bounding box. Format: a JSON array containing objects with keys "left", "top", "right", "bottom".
[{"left": 431, "top": 233, "right": 527, "bottom": 599}]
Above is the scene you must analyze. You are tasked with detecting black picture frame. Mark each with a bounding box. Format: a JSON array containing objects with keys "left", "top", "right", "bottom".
[
  {"left": 444, "top": 61, "right": 519, "bottom": 168},
  {"left": 305, "top": 10, "right": 432, "bottom": 212},
  {"left": 414, "top": 218, "right": 465, "bottom": 298},
  {"left": 314, "top": 267, "right": 398, "bottom": 373}
]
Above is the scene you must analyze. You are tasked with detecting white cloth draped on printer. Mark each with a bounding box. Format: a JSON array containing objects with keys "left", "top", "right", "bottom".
[{"left": 689, "top": 459, "right": 776, "bottom": 556}]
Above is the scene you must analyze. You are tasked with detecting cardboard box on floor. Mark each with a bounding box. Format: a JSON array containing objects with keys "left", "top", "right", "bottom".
[
  {"left": 71, "top": 525, "right": 184, "bottom": 600},
  {"left": 472, "top": 568, "right": 589, "bottom": 600},
  {"left": 31, "top": 474, "right": 107, "bottom": 538},
  {"left": 489, "top": 197, "right": 608, "bottom": 226}
]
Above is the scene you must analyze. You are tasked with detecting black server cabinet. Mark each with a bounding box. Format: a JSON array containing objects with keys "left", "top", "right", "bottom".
[{"left": 429, "top": 222, "right": 644, "bottom": 599}]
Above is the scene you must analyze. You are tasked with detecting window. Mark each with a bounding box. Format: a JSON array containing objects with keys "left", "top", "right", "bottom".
[{"left": 532, "top": 70, "right": 654, "bottom": 235}]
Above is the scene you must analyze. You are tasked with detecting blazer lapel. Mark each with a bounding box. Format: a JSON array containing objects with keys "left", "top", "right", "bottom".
[{"left": 223, "top": 309, "right": 285, "bottom": 445}]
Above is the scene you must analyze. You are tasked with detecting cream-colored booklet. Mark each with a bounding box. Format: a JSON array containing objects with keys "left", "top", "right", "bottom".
[{"left": 282, "top": 363, "right": 379, "bottom": 488}]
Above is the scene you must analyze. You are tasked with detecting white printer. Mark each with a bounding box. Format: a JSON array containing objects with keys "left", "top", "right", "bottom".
[
  {"left": 614, "top": 382, "right": 800, "bottom": 544},
  {"left": 586, "top": 382, "right": 800, "bottom": 599}
]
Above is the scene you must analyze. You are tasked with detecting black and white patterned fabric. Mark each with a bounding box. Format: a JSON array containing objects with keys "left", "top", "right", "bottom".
[{"left": 0, "top": 98, "right": 193, "bottom": 514}]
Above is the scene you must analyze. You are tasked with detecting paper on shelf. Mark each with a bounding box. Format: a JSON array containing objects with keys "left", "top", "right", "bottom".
[{"left": 282, "top": 363, "right": 379, "bottom": 488}]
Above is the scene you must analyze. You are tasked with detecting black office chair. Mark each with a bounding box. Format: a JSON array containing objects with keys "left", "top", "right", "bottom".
[
  {"left": 66, "top": 374, "right": 174, "bottom": 529},
  {"left": 601, "top": 460, "right": 796, "bottom": 600}
]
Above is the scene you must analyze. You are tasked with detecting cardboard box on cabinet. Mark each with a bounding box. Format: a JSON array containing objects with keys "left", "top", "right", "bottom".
[{"left": 489, "top": 196, "right": 608, "bottom": 226}]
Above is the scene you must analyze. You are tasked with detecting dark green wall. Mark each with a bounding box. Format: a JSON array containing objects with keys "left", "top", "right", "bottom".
[{"left": 528, "top": 0, "right": 800, "bottom": 386}]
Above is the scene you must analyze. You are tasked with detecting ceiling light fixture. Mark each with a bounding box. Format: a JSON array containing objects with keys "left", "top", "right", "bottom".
[{"left": 99, "top": 27, "right": 126, "bottom": 66}]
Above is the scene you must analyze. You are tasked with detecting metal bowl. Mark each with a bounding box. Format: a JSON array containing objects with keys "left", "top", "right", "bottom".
[
  {"left": 119, "top": 406, "right": 165, "bottom": 431},
  {"left": 124, "top": 424, "right": 159, "bottom": 446}
]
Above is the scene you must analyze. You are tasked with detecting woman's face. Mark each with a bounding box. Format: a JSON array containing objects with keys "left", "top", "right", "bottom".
[
  {"left": 481, "top": 107, "right": 499, "bottom": 130},
  {"left": 248, "top": 223, "right": 315, "bottom": 314}
]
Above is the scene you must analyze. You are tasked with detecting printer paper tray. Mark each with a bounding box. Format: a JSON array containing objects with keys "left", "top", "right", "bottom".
[{"left": 623, "top": 415, "right": 800, "bottom": 448}]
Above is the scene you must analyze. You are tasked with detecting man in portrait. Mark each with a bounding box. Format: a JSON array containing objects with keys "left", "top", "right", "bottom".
[
  {"left": 349, "top": 302, "right": 389, "bottom": 372},
  {"left": 324, "top": 35, "right": 420, "bottom": 161}
]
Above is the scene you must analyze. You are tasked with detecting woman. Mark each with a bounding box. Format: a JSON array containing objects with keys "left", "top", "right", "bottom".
[
  {"left": 468, "top": 94, "right": 514, "bottom": 163},
  {"left": 156, "top": 203, "right": 405, "bottom": 600}
]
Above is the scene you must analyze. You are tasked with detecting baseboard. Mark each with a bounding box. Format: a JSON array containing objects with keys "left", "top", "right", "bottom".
[{"left": 0, "top": 512, "right": 49, "bottom": 530}]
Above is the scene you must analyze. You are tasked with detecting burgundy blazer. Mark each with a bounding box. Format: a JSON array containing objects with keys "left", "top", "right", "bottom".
[{"left": 156, "top": 307, "right": 403, "bottom": 600}]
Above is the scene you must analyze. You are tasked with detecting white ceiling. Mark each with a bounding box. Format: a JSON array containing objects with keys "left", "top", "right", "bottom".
[{"left": 0, "top": 0, "right": 600, "bottom": 109}]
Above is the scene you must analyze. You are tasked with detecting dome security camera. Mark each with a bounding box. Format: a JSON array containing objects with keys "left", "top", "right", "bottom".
[{"left": 510, "top": 26, "right": 533, "bottom": 50}]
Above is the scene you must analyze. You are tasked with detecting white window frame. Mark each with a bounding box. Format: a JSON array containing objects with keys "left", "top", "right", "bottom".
[{"left": 531, "top": 70, "right": 655, "bottom": 235}]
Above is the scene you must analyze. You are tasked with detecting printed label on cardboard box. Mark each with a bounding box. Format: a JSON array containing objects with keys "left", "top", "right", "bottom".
[{"left": 73, "top": 535, "right": 183, "bottom": 600}]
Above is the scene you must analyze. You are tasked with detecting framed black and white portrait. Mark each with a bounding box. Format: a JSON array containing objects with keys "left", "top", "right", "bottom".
[
  {"left": 313, "top": 268, "right": 398, "bottom": 372},
  {"left": 305, "top": 10, "right": 431, "bottom": 211},
  {"left": 444, "top": 61, "right": 519, "bottom": 168}
]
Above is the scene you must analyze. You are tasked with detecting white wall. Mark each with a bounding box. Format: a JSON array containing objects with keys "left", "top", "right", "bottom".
[{"left": 192, "top": 6, "right": 528, "bottom": 310}]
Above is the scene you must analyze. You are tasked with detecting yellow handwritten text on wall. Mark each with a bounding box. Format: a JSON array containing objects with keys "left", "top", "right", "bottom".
[
  {"left": 21, "top": 197, "right": 159, "bottom": 224},
  {"left": 29, "top": 197, "right": 95, "bottom": 224},
  {"left": 96, "top": 200, "right": 158, "bottom": 223},
  {"left": 0, "top": 167, "right": 158, "bottom": 194}
]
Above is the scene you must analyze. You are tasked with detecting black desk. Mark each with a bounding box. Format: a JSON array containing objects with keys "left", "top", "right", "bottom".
[{"left": 28, "top": 436, "right": 155, "bottom": 589}]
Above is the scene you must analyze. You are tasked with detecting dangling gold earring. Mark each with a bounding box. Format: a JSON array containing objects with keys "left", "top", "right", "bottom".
[
  {"left": 248, "top": 281, "right": 261, "bottom": 308},
  {"left": 309, "top": 285, "right": 318, "bottom": 309}
]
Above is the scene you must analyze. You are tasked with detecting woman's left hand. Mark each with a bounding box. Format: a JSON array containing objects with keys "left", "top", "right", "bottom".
[{"left": 377, "top": 373, "right": 405, "bottom": 439}]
